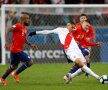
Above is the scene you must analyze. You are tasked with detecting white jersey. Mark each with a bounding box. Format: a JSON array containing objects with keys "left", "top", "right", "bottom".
[{"left": 36, "top": 27, "right": 86, "bottom": 62}]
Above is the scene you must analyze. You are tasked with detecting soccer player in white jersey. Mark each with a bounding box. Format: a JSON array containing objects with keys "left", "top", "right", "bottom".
[{"left": 29, "top": 21, "right": 101, "bottom": 84}]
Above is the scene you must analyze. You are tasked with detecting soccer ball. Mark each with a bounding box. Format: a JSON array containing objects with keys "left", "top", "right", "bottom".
[{"left": 100, "top": 75, "right": 108, "bottom": 84}]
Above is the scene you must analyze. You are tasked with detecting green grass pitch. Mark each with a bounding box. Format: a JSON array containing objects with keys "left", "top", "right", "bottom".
[{"left": 0, "top": 63, "right": 108, "bottom": 90}]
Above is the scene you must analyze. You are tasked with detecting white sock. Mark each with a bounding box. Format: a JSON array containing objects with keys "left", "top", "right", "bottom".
[
  {"left": 70, "top": 68, "right": 83, "bottom": 78},
  {"left": 82, "top": 65, "right": 100, "bottom": 79}
]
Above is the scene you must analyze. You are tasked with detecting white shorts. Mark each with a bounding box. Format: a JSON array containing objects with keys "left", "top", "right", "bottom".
[{"left": 65, "top": 49, "right": 86, "bottom": 63}]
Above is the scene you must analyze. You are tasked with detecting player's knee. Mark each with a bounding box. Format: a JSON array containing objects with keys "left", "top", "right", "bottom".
[
  {"left": 75, "top": 58, "right": 84, "bottom": 68},
  {"left": 25, "top": 60, "right": 33, "bottom": 67},
  {"left": 29, "top": 60, "right": 33, "bottom": 66}
]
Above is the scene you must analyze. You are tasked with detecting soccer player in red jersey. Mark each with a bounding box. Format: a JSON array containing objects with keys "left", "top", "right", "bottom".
[
  {"left": 78, "top": 14, "right": 95, "bottom": 41},
  {"left": 76, "top": 14, "right": 95, "bottom": 77},
  {"left": 75, "top": 14, "right": 95, "bottom": 45},
  {"left": 0, "top": 12, "right": 37, "bottom": 86},
  {"left": 75, "top": 20, "right": 102, "bottom": 49},
  {"left": 63, "top": 20, "right": 102, "bottom": 84},
  {"left": 67, "top": 14, "right": 96, "bottom": 78}
]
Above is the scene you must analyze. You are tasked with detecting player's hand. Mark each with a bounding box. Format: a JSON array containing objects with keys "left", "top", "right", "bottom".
[
  {"left": 96, "top": 42, "right": 103, "bottom": 46},
  {"left": 29, "top": 32, "right": 36, "bottom": 37},
  {"left": 86, "top": 38, "right": 90, "bottom": 41},
  {"left": 5, "top": 43, "right": 10, "bottom": 49},
  {"left": 30, "top": 44, "right": 38, "bottom": 49}
]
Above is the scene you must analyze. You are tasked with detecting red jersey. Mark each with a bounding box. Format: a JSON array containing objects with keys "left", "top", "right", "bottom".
[
  {"left": 10, "top": 23, "right": 27, "bottom": 52},
  {"left": 75, "top": 23, "right": 95, "bottom": 41},
  {"left": 78, "top": 31, "right": 97, "bottom": 48},
  {"left": 86, "top": 25, "right": 95, "bottom": 41},
  {"left": 72, "top": 23, "right": 82, "bottom": 41},
  {"left": 73, "top": 23, "right": 96, "bottom": 48}
]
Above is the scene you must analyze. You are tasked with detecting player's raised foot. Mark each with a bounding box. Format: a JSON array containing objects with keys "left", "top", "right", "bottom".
[
  {"left": 63, "top": 73, "right": 72, "bottom": 84},
  {"left": 0, "top": 78, "right": 7, "bottom": 86},
  {"left": 11, "top": 72, "right": 20, "bottom": 83}
]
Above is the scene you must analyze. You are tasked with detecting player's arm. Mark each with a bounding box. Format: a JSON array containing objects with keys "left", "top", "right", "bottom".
[
  {"left": 84, "top": 36, "right": 103, "bottom": 46},
  {"left": 5, "top": 27, "right": 15, "bottom": 49},
  {"left": 84, "top": 33, "right": 102, "bottom": 46},
  {"left": 87, "top": 25, "right": 95, "bottom": 41},
  {"left": 29, "top": 27, "right": 60, "bottom": 37},
  {"left": 25, "top": 39, "right": 37, "bottom": 49},
  {"left": 85, "top": 41, "right": 103, "bottom": 46}
]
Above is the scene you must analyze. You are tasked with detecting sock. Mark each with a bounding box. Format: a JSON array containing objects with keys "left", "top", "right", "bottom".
[
  {"left": 86, "top": 62, "right": 90, "bottom": 76},
  {"left": 82, "top": 65, "right": 100, "bottom": 79},
  {"left": 16, "top": 64, "right": 28, "bottom": 75},
  {"left": 70, "top": 68, "right": 83, "bottom": 78},
  {"left": 2, "top": 66, "right": 14, "bottom": 79},
  {"left": 87, "top": 62, "right": 90, "bottom": 68},
  {"left": 69, "top": 64, "right": 79, "bottom": 74}
]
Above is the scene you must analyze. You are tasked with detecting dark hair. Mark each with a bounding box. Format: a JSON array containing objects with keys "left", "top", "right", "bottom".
[
  {"left": 79, "top": 14, "right": 88, "bottom": 18},
  {"left": 21, "top": 12, "right": 29, "bottom": 15},
  {"left": 69, "top": 21, "right": 75, "bottom": 25},
  {"left": 79, "top": 13, "right": 91, "bottom": 24},
  {"left": 78, "top": 13, "right": 88, "bottom": 22}
]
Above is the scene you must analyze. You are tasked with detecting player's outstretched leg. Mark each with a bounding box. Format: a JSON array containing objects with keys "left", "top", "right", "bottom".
[
  {"left": 75, "top": 58, "right": 100, "bottom": 80},
  {"left": 12, "top": 60, "right": 33, "bottom": 83},
  {"left": 68, "top": 61, "right": 90, "bottom": 78},
  {"left": 0, "top": 66, "right": 18, "bottom": 86},
  {"left": 64, "top": 58, "right": 100, "bottom": 84}
]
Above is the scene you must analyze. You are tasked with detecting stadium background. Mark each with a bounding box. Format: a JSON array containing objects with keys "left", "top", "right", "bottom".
[
  {"left": 0, "top": 0, "right": 108, "bottom": 64},
  {"left": 0, "top": 6, "right": 108, "bottom": 64},
  {"left": 0, "top": 2, "right": 108, "bottom": 90},
  {"left": 0, "top": 0, "right": 106, "bottom": 4}
]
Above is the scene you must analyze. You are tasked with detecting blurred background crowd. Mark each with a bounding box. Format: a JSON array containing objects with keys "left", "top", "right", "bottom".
[
  {"left": 0, "top": 0, "right": 107, "bottom": 5},
  {"left": 4, "top": 7, "right": 108, "bottom": 28},
  {"left": 0, "top": 0, "right": 108, "bottom": 28}
]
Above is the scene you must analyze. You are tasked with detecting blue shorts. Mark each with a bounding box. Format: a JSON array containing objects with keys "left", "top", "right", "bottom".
[
  {"left": 78, "top": 45, "right": 90, "bottom": 56},
  {"left": 10, "top": 51, "right": 31, "bottom": 66}
]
